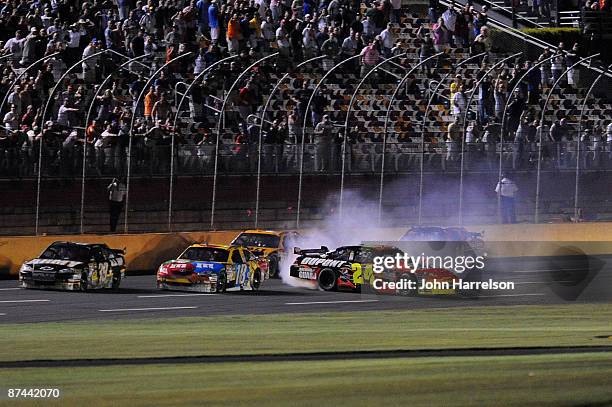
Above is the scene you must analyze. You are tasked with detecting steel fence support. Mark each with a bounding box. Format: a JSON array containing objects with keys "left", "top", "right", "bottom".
[
  {"left": 339, "top": 52, "right": 408, "bottom": 220},
  {"left": 254, "top": 55, "right": 326, "bottom": 228},
  {"left": 498, "top": 53, "right": 557, "bottom": 224},
  {"left": 535, "top": 54, "right": 599, "bottom": 223},
  {"left": 169, "top": 55, "right": 239, "bottom": 231},
  {"left": 460, "top": 53, "right": 522, "bottom": 225},
  {"left": 80, "top": 53, "right": 149, "bottom": 234},
  {"left": 296, "top": 54, "right": 362, "bottom": 228},
  {"left": 35, "top": 50, "right": 108, "bottom": 235},
  {"left": 378, "top": 53, "right": 443, "bottom": 225},
  {"left": 211, "top": 53, "right": 279, "bottom": 229},
  {"left": 417, "top": 52, "right": 486, "bottom": 225},
  {"left": 125, "top": 52, "right": 194, "bottom": 233},
  {"left": 0, "top": 52, "right": 59, "bottom": 115},
  {"left": 574, "top": 63, "right": 612, "bottom": 221}
]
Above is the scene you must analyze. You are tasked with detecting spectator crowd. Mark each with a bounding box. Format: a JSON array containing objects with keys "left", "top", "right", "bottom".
[{"left": 0, "top": 0, "right": 610, "bottom": 178}]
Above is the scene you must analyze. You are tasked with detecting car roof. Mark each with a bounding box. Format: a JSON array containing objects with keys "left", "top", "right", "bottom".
[
  {"left": 239, "top": 229, "right": 284, "bottom": 236},
  {"left": 188, "top": 243, "right": 232, "bottom": 250},
  {"left": 50, "top": 241, "right": 100, "bottom": 248}
]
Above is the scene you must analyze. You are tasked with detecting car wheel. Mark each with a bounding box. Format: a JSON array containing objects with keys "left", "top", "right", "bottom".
[
  {"left": 111, "top": 272, "right": 121, "bottom": 292},
  {"left": 317, "top": 268, "right": 337, "bottom": 291},
  {"left": 216, "top": 271, "right": 227, "bottom": 293},
  {"left": 269, "top": 256, "right": 279, "bottom": 278},
  {"left": 251, "top": 269, "right": 262, "bottom": 291},
  {"left": 458, "top": 270, "right": 482, "bottom": 298},
  {"left": 397, "top": 273, "right": 418, "bottom": 296},
  {"left": 80, "top": 272, "right": 89, "bottom": 292}
]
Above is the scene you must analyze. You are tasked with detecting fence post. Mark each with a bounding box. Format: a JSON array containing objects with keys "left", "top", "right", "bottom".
[
  {"left": 379, "top": 53, "right": 442, "bottom": 225},
  {"left": 125, "top": 52, "right": 194, "bottom": 233},
  {"left": 211, "top": 53, "right": 279, "bottom": 230}
]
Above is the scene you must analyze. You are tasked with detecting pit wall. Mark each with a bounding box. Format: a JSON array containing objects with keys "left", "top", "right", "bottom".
[{"left": 2, "top": 223, "right": 612, "bottom": 277}]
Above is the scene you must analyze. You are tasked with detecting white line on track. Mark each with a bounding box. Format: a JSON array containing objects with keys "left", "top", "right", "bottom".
[
  {"left": 99, "top": 306, "right": 198, "bottom": 312},
  {"left": 0, "top": 299, "right": 50, "bottom": 303},
  {"left": 286, "top": 300, "right": 379, "bottom": 305},
  {"left": 477, "top": 293, "right": 546, "bottom": 298},
  {"left": 0, "top": 288, "right": 21, "bottom": 291},
  {"left": 506, "top": 268, "right": 586, "bottom": 273},
  {"left": 512, "top": 281, "right": 574, "bottom": 285},
  {"left": 137, "top": 294, "right": 218, "bottom": 298},
  {"left": 0, "top": 313, "right": 6, "bottom": 316}
]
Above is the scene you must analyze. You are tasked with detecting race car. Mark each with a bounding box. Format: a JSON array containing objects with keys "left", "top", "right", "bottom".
[
  {"left": 19, "top": 241, "right": 126, "bottom": 291},
  {"left": 289, "top": 245, "right": 407, "bottom": 292},
  {"left": 290, "top": 244, "right": 483, "bottom": 297},
  {"left": 231, "top": 230, "right": 300, "bottom": 277},
  {"left": 401, "top": 226, "right": 485, "bottom": 253},
  {"left": 156, "top": 243, "right": 269, "bottom": 292}
]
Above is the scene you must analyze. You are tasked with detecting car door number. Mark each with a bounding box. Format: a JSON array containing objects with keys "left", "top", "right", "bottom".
[{"left": 235, "top": 264, "right": 248, "bottom": 286}]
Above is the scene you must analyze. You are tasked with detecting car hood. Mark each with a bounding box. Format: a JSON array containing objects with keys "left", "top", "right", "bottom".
[
  {"left": 25, "top": 258, "right": 85, "bottom": 271},
  {"left": 166, "top": 260, "right": 227, "bottom": 274},
  {"left": 245, "top": 247, "right": 278, "bottom": 257}
]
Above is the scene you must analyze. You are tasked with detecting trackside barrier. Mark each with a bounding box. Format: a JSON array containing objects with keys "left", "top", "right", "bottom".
[
  {"left": 0, "top": 231, "right": 241, "bottom": 278},
  {"left": 2, "top": 223, "right": 612, "bottom": 277}
]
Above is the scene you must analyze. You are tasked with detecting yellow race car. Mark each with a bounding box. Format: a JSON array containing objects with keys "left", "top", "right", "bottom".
[
  {"left": 231, "top": 230, "right": 300, "bottom": 277},
  {"left": 156, "top": 243, "right": 269, "bottom": 292}
]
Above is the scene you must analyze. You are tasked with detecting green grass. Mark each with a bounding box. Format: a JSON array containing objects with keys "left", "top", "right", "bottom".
[
  {"left": 1, "top": 304, "right": 612, "bottom": 362},
  {"left": 1, "top": 353, "right": 612, "bottom": 406}
]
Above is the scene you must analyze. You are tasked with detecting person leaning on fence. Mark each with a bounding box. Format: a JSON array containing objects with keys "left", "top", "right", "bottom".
[
  {"left": 495, "top": 173, "right": 518, "bottom": 224},
  {"left": 107, "top": 178, "right": 127, "bottom": 233}
]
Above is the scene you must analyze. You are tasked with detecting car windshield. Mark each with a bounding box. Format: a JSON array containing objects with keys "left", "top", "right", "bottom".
[
  {"left": 179, "top": 247, "right": 229, "bottom": 262},
  {"left": 39, "top": 243, "right": 91, "bottom": 262},
  {"left": 401, "top": 229, "right": 447, "bottom": 241},
  {"left": 233, "top": 233, "right": 280, "bottom": 248}
]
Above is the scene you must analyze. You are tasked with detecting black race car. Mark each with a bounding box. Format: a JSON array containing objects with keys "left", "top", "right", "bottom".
[
  {"left": 19, "top": 241, "right": 126, "bottom": 291},
  {"left": 289, "top": 245, "right": 406, "bottom": 292}
]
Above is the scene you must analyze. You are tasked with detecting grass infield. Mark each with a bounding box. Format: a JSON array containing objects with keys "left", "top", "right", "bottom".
[
  {"left": 1, "top": 304, "right": 612, "bottom": 362},
  {"left": 1, "top": 353, "right": 612, "bottom": 406}
]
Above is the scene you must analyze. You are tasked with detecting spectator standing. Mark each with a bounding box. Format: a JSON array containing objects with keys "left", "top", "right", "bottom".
[
  {"left": 107, "top": 178, "right": 126, "bottom": 233},
  {"left": 495, "top": 173, "right": 518, "bottom": 224},
  {"left": 314, "top": 114, "right": 333, "bottom": 171}
]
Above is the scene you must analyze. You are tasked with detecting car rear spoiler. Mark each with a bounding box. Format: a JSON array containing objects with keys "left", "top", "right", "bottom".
[
  {"left": 111, "top": 248, "right": 126, "bottom": 255},
  {"left": 294, "top": 246, "right": 329, "bottom": 255}
]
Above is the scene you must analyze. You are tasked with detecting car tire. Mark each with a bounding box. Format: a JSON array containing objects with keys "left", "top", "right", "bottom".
[
  {"left": 269, "top": 256, "right": 279, "bottom": 278},
  {"left": 317, "top": 268, "right": 337, "bottom": 291},
  {"left": 80, "top": 272, "right": 89, "bottom": 292},
  {"left": 216, "top": 271, "right": 227, "bottom": 293},
  {"left": 458, "top": 270, "right": 483, "bottom": 298},
  {"left": 397, "top": 273, "right": 418, "bottom": 296},
  {"left": 251, "top": 269, "right": 262, "bottom": 291},
  {"left": 111, "top": 272, "right": 121, "bottom": 292}
]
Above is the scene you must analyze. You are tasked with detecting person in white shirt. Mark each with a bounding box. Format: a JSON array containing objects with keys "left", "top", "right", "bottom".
[
  {"left": 3, "top": 105, "right": 19, "bottom": 131},
  {"left": 3, "top": 31, "right": 24, "bottom": 66},
  {"left": 107, "top": 178, "right": 127, "bottom": 232},
  {"left": 495, "top": 174, "right": 518, "bottom": 223},
  {"left": 452, "top": 85, "right": 467, "bottom": 116},
  {"left": 379, "top": 23, "right": 394, "bottom": 57}
]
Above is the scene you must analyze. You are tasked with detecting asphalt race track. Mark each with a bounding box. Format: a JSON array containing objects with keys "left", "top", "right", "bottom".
[{"left": 1, "top": 255, "right": 611, "bottom": 323}]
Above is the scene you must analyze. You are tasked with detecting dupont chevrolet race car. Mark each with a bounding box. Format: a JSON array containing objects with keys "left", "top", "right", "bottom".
[
  {"left": 19, "top": 241, "right": 126, "bottom": 291},
  {"left": 289, "top": 245, "right": 406, "bottom": 292},
  {"left": 231, "top": 230, "right": 300, "bottom": 277},
  {"left": 156, "top": 243, "right": 269, "bottom": 292},
  {"left": 289, "top": 244, "right": 484, "bottom": 297}
]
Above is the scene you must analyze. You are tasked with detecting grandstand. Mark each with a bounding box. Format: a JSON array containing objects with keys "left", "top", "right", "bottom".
[{"left": 0, "top": 0, "right": 611, "bottom": 234}]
